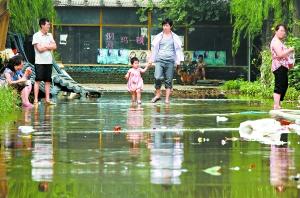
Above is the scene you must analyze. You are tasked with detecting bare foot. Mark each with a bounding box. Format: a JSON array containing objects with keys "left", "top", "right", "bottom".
[{"left": 273, "top": 105, "right": 281, "bottom": 110}]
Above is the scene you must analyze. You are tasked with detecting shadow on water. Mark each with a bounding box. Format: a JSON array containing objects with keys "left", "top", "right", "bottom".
[{"left": 0, "top": 93, "right": 300, "bottom": 197}]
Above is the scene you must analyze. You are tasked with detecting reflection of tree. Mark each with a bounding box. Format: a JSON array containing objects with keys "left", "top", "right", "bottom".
[{"left": 0, "top": 149, "right": 7, "bottom": 197}]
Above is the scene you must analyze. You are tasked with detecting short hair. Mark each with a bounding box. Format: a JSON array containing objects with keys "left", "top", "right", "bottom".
[
  {"left": 275, "top": 24, "right": 287, "bottom": 32},
  {"left": 130, "top": 57, "right": 139, "bottom": 65},
  {"left": 39, "top": 18, "right": 50, "bottom": 28},
  {"left": 198, "top": 54, "right": 204, "bottom": 59},
  {"left": 162, "top": 18, "right": 173, "bottom": 27},
  {"left": 6, "top": 55, "right": 23, "bottom": 72}
]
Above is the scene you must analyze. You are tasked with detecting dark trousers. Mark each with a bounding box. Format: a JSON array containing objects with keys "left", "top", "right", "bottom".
[{"left": 273, "top": 66, "right": 288, "bottom": 101}]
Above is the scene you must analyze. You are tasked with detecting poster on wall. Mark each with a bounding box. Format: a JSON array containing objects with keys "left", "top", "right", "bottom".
[
  {"left": 97, "top": 48, "right": 129, "bottom": 65},
  {"left": 192, "top": 50, "right": 226, "bottom": 65},
  {"left": 128, "top": 50, "right": 149, "bottom": 65}
]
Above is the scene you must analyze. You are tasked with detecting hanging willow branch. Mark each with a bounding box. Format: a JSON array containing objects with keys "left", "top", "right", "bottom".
[
  {"left": 230, "top": 0, "right": 291, "bottom": 55},
  {"left": 8, "top": 0, "right": 57, "bottom": 35}
]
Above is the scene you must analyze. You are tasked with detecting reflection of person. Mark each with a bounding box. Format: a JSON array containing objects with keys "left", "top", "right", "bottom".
[
  {"left": 125, "top": 57, "right": 148, "bottom": 104},
  {"left": 32, "top": 105, "right": 53, "bottom": 192},
  {"left": 149, "top": 105, "right": 184, "bottom": 186},
  {"left": 195, "top": 55, "right": 206, "bottom": 80},
  {"left": 270, "top": 24, "right": 295, "bottom": 110},
  {"left": 0, "top": 55, "right": 33, "bottom": 107},
  {"left": 32, "top": 18, "right": 57, "bottom": 106},
  {"left": 126, "top": 105, "right": 144, "bottom": 151},
  {"left": 269, "top": 134, "right": 294, "bottom": 193},
  {"left": 148, "top": 18, "right": 184, "bottom": 104}
]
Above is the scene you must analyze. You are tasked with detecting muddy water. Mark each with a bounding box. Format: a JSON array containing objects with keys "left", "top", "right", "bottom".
[{"left": 0, "top": 93, "right": 299, "bottom": 198}]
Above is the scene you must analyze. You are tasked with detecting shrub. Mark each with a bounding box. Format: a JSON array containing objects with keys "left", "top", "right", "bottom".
[{"left": 0, "top": 87, "right": 20, "bottom": 114}]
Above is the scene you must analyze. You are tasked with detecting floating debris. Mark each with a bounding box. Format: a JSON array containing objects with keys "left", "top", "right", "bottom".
[
  {"left": 113, "top": 125, "right": 122, "bottom": 134},
  {"left": 230, "top": 166, "right": 240, "bottom": 171},
  {"left": 216, "top": 116, "right": 228, "bottom": 122},
  {"left": 198, "top": 137, "right": 210, "bottom": 143},
  {"left": 18, "top": 126, "right": 34, "bottom": 134},
  {"left": 203, "top": 166, "right": 222, "bottom": 176}
]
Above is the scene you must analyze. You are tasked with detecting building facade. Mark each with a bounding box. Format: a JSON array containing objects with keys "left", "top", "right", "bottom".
[{"left": 54, "top": 0, "right": 248, "bottom": 83}]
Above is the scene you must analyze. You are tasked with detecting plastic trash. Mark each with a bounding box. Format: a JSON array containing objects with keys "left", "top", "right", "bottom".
[
  {"left": 203, "top": 166, "right": 222, "bottom": 176},
  {"left": 216, "top": 116, "right": 228, "bottom": 122},
  {"left": 18, "top": 126, "right": 34, "bottom": 134},
  {"left": 230, "top": 166, "right": 240, "bottom": 171}
]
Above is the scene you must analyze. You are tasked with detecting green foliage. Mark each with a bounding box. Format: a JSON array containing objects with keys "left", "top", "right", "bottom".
[
  {"left": 9, "top": 0, "right": 57, "bottom": 35},
  {"left": 137, "top": 0, "right": 229, "bottom": 26},
  {"left": 221, "top": 79, "right": 299, "bottom": 100},
  {"left": 220, "top": 79, "right": 245, "bottom": 90},
  {"left": 230, "top": 0, "right": 284, "bottom": 54},
  {"left": 259, "top": 48, "right": 273, "bottom": 88},
  {"left": 0, "top": 87, "right": 20, "bottom": 114},
  {"left": 287, "top": 35, "right": 300, "bottom": 90}
]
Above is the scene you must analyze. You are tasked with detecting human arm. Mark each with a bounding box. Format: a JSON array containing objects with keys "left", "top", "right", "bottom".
[
  {"left": 32, "top": 33, "right": 57, "bottom": 52},
  {"left": 125, "top": 70, "right": 130, "bottom": 80},
  {"left": 4, "top": 72, "right": 27, "bottom": 85},
  {"left": 272, "top": 39, "right": 294, "bottom": 58},
  {"left": 140, "top": 65, "right": 148, "bottom": 73}
]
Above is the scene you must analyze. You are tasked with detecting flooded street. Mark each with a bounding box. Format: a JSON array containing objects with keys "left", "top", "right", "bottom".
[{"left": 1, "top": 93, "right": 300, "bottom": 197}]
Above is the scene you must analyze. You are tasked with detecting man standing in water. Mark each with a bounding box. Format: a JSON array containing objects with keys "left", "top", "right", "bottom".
[
  {"left": 148, "top": 18, "right": 184, "bottom": 104},
  {"left": 32, "top": 18, "right": 57, "bottom": 105}
]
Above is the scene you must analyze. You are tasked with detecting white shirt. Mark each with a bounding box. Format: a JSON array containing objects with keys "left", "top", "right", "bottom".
[{"left": 32, "top": 31, "right": 55, "bottom": 64}]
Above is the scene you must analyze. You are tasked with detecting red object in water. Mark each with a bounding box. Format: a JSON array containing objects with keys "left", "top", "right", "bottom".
[
  {"left": 278, "top": 119, "right": 291, "bottom": 126},
  {"left": 114, "top": 125, "right": 121, "bottom": 134}
]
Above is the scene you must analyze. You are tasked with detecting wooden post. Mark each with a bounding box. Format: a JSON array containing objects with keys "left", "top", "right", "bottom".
[{"left": 0, "top": 0, "right": 9, "bottom": 51}]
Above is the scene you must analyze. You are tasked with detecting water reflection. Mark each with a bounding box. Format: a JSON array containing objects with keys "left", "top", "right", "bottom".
[
  {"left": 126, "top": 104, "right": 144, "bottom": 154},
  {"left": 149, "top": 105, "right": 184, "bottom": 186},
  {"left": 2, "top": 94, "right": 300, "bottom": 197},
  {"left": 270, "top": 133, "right": 295, "bottom": 193},
  {"left": 31, "top": 105, "right": 53, "bottom": 192}
]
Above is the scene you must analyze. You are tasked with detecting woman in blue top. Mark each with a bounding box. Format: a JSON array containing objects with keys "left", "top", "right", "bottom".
[
  {"left": 0, "top": 55, "right": 33, "bottom": 108},
  {"left": 148, "top": 18, "right": 184, "bottom": 104}
]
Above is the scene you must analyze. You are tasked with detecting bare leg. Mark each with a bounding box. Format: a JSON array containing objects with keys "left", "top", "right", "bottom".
[
  {"left": 165, "top": 88, "right": 171, "bottom": 103},
  {"left": 131, "top": 91, "right": 136, "bottom": 102},
  {"left": 202, "top": 68, "right": 206, "bottom": 80},
  {"left": 34, "top": 81, "right": 40, "bottom": 103},
  {"left": 155, "top": 89, "right": 161, "bottom": 98},
  {"left": 21, "top": 85, "right": 33, "bottom": 107},
  {"left": 136, "top": 89, "right": 141, "bottom": 103},
  {"left": 45, "top": 82, "right": 51, "bottom": 102},
  {"left": 273, "top": 93, "right": 281, "bottom": 109}
]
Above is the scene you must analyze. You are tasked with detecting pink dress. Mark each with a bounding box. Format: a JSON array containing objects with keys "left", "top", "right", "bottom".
[{"left": 127, "top": 68, "right": 144, "bottom": 92}]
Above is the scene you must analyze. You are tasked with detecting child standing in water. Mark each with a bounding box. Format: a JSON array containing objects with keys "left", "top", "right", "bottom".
[{"left": 125, "top": 57, "right": 148, "bottom": 104}]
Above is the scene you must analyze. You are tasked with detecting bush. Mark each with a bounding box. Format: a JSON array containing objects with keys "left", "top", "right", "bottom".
[
  {"left": 220, "top": 79, "right": 299, "bottom": 100},
  {"left": 0, "top": 87, "right": 20, "bottom": 113}
]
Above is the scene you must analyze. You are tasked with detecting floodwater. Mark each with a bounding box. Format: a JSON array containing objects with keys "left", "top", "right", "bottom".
[{"left": 1, "top": 93, "right": 300, "bottom": 198}]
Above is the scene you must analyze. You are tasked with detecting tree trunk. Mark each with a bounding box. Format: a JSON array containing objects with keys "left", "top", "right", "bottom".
[
  {"left": 294, "top": 0, "right": 300, "bottom": 36},
  {"left": 296, "top": 0, "right": 300, "bottom": 19}
]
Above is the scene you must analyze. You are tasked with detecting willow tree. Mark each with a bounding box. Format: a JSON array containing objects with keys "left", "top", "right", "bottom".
[
  {"left": 8, "top": 0, "right": 57, "bottom": 35},
  {"left": 137, "top": 0, "right": 229, "bottom": 26},
  {"left": 230, "top": 0, "right": 297, "bottom": 54}
]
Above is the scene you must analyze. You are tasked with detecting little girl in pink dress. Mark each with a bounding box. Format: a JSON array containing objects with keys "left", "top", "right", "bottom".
[{"left": 125, "top": 57, "right": 148, "bottom": 104}]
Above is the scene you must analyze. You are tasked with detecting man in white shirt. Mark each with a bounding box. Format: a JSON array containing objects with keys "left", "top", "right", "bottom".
[{"left": 32, "top": 18, "right": 57, "bottom": 105}]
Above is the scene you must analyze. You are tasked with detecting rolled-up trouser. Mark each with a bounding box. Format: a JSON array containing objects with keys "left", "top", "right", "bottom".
[
  {"left": 154, "top": 60, "right": 175, "bottom": 89},
  {"left": 273, "top": 66, "right": 288, "bottom": 101}
]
